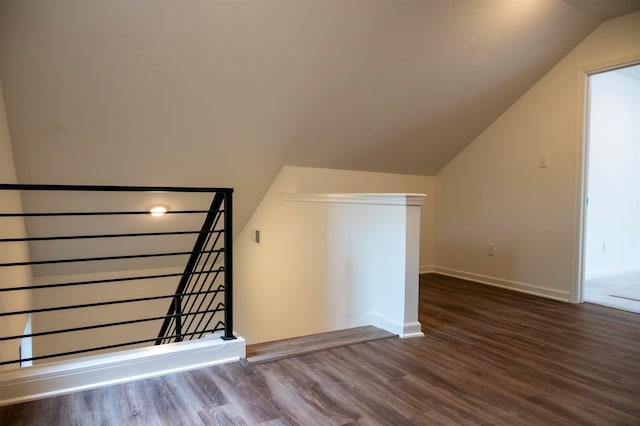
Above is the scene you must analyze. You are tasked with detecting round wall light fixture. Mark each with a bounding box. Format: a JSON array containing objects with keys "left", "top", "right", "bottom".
[{"left": 149, "top": 205, "right": 168, "bottom": 217}]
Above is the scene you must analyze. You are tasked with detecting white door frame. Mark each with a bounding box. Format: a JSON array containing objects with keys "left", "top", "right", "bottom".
[{"left": 575, "top": 55, "right": 640, "bottom": 303}]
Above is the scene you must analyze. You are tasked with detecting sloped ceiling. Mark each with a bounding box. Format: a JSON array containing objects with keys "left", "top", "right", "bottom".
[{"left": 1, "top": 0, "right": 639, "bottom": 239}]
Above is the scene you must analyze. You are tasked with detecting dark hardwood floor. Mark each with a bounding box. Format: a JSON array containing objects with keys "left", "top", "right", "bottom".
[{"left": 1, "top": 273, "right": 639, "bottom": 425}]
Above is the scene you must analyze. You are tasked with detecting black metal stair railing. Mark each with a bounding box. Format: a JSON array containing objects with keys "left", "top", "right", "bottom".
[
  {"left": 155, "top": 190, "right": 235, "bottom": 344},
  {"left": 0, "top": 184, "right": 234, "bottom": 368}
]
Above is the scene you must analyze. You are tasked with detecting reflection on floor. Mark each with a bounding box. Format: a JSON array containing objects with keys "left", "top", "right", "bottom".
[{"left": 584, "top": 270, "right": 640, "bottom": 314}]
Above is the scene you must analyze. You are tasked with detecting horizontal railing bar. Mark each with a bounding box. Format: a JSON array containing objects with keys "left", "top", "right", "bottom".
[
  {"left": 0, "top": 268, "right": 224, "bottom": 293},
  {"left": 0, "top": 209, "right": 224, "bottom": 217},
  {"left": 0, "top": 325, "right": 226, "bottom": 366},
  {"left": 0, "top": 248, "right": 224, "bottom": 268},
  {"left": 0, "top": 286, "right": 225, "bottom": 317},
  {"left": 0, "top": 183, "right": 233, "bottom": 193},
  {"left": 0, "top": 184, "right": 233, "bottom": 366},
  {"left": 180, "top": 320, "right": 225, "bottom": 342},
  {"left": 158, "top": 320, "right": 225, "bottom": 345},
  {"left": 0, "top": 229, "right": 223, "bottom": 243},
  {"left": 1, "top": 304, "right": 225, "bottom": 342}
]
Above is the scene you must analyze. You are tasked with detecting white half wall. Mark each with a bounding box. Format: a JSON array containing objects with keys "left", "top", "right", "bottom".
[
  {"left": 235, "top": 166, "right": 429, "bottom": 344},
  {"left": 0, "top": 80, "right": 33, "bottom": 371},
  {"left": 434, "top": 11, "right": 640, "bottom": 302},
  {"left": 270, "top": 166, "right": 435, "bottom": 268}
]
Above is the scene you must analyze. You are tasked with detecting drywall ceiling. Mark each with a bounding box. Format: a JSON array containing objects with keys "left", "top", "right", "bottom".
[{"left": 1, "top": 0, "right": 639, "bottom": 261}]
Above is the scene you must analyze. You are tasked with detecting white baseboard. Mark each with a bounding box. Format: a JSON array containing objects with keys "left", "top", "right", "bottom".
[
  {"left": 359, "top": 312, "right": 384, "bottom": 330},
  {"left": 419, "top": 265, "right": 436, "bottom": 274},
  {"left": 380, "top": 318, "right": 424, "bottom": 338},
  {"left": 360, "top": 313, "right": 423, "bottom": 338},
  {"left": 398, "top": 321, "right": 424, "bottom": 338},
  {"left": 426, "top": 266, "right": 570, "bottom": 302},
  {"left": 0, "top": 335, "right": 245, "bottom": 407}
]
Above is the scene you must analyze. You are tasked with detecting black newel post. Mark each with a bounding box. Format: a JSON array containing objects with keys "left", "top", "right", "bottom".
[
  {"left": 175, "top": 294, "right": 183, "bottom": 342},
  {"left": 222, "top": 189, "right": 236, "bottom": 340}
]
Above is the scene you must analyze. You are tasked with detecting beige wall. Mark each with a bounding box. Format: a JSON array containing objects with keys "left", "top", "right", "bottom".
[
  {"left": 31, "top": 268, "right": 185, "bottom": 363},
  {"left": 269, "top": 166, "right": 435, "bottom": 267},
  {"left": 434, "top": 11, "right": 640, "bottom": 302},
  {"left": 0, "top": 81, "right": 33, "bottom": 371}
]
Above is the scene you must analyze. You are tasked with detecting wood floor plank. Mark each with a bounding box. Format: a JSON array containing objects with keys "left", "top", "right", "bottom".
[
  {"left": 198, "top": 403, "right": 249, "bottom": 426},
  {"left": 255, "top": 359, "right": 361, "bottom": 425},
  {"left": 1, "top": 273, "right": 639, "bottom": 425},
  {"left": 196, "top": 363, "right": 284, "bottom": 425}
]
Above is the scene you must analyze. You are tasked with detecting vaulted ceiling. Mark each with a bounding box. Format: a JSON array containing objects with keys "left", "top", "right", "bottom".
[{"left": 1, "top": 0, "right": 640, "bottom": 232}]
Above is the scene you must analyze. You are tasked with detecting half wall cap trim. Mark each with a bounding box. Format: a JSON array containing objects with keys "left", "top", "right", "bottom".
[{"left": 282, "top": 193, "right": 426, "bottom": 206}]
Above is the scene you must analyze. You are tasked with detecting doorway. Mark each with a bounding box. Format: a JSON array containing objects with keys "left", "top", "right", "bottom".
[{"left": 583, "top": 62, "right": 640, "bottom": 313}]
